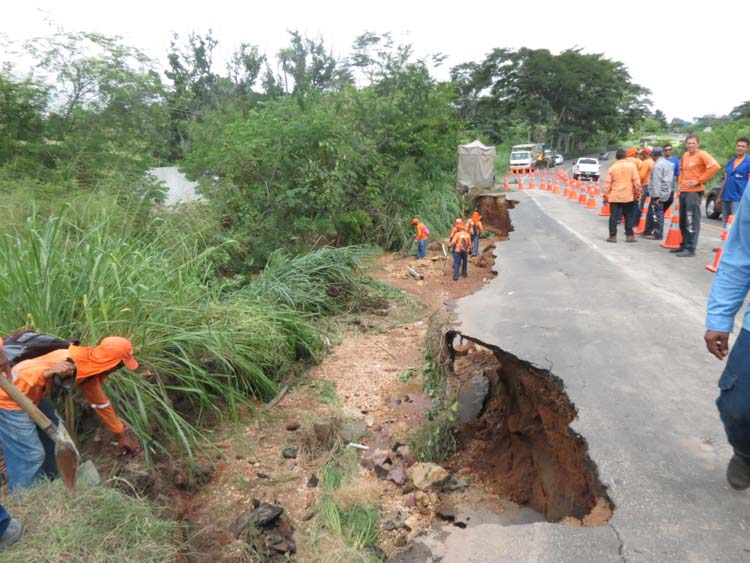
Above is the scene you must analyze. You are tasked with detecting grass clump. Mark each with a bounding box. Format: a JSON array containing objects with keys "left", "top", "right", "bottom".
[
  {"left": 304, "top": 448, "right": 382, "bottom": 555},
  {"left": 0, "top": 481, "right": 180, "bottom": 563},
  {"left": 409, "top": 353, "right": 459, "bottom": 463}
]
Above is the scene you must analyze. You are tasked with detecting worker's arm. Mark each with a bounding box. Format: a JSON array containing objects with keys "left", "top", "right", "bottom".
[
  {"left": 79, "top": 378, "right": 141, "bottom": 454},
  {"left": 699, "top": 154, "right": 721, "bottom": 184},
  {"left": 705, "top": 190, "right": 750, "bottom": 359}
]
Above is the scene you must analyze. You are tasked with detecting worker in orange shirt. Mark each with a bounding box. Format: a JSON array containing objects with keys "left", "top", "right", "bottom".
[
  {"left": 465, "top": 211, "right": 484, "bottom": 256},
  {"left": 449, "top": 224, "right": 472, "bottom": 281},
  {"left": 0, "top": 336, "right": 141, "bottom": 491},
  {"left": 639, "top": 147, "right": 655, "bottom": 234},
  {"left": 625, "top": 147, "right": 644, "bottom": 225},
  {"left": 673, "top": 134, "right": 720, "bottom": 257},
  {"left": 449, "top": 218, "right": 464, "bottom": 240},
  {"left": 412, "top": 217, "right": 429, "bottom": 259},
  {"left": 604, "top": 148, "right": 641, "bottom": 243}
]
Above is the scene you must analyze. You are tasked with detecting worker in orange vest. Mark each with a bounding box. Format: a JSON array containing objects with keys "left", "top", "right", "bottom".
[
  {"left": 0, "top": 336, "right": 141, "bottom": 491},
  {"left": 412, "top": 217, "right": 429, "bottom": 259},
  {"left": 465, "top": 211, "right": 484, "bottom": 256},
  {"left": 449, "top": 224, "right": 471, "bottom": 281},
  {"left": 449, "top": 218, "right": 464, "bottom": 240}
]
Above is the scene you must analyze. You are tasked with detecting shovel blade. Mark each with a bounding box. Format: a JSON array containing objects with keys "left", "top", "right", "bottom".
[{"left": 50, "top": 423, "right": 80, "bottom": 491}]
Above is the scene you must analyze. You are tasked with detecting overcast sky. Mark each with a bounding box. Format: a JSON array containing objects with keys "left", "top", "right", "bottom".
[{"left": 2, "top": 1, "right": 748, "bottom": 123}]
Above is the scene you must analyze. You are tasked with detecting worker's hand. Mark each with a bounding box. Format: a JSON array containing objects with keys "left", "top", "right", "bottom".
[
  {"left": 114, "top": 430, "right": 142, "bottom": 457},
  {"left": 43, "top": 360, "right": 76, "bottom": 380},
  {"left": 704, "top": 330, "right": 730, "bottom": 360}
]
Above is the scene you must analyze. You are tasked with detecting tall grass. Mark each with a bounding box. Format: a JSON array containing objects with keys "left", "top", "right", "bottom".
[
  {"left": 0, "top": 480, "right": 180, "bottom": 562},
  {"left": 0, "top": 199, "right": 378, "bottom": 459}
]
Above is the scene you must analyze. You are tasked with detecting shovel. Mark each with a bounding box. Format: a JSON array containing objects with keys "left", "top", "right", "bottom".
[{"left": 0, "top": 375, "right": 79, "bottom": 490}]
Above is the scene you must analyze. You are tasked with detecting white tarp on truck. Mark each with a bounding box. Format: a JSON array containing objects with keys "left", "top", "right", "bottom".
[{"left": 457, "top": 140, "right": 496, "bottom": 189}]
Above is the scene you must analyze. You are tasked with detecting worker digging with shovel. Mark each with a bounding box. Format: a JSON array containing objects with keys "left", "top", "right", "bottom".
[{"left": 0, "top": 336, "right": 141, "bottom": 492}]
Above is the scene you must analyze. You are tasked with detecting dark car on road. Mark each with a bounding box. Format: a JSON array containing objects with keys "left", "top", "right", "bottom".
[{"left": 705, "top": 184, "right": 722, "bottom": 220}]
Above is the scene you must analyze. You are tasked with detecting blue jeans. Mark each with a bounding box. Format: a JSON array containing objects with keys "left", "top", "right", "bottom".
[
  {"left": 724, "top": 200, "right": 741, "bottom": 228},
  {"left": 648, "top": 200, "right": 665, "bottom": 238},
  {"left": 717, "top": 328, "right": 750, "bottom": 457},
  {"left": 417, "top": 239, "right": 427, "bottom": 259},
  {"left": 0, "top": 505, "right": 9, "bottom": 537},
  {"left": 471, "top": 235, "right": 479, "bottom": 256},
  {"left": 0, "top": 401, "right": 60, "bottom": 492},
  {"left": 452, "top": 251, "right": 468, "bottom": 280}
]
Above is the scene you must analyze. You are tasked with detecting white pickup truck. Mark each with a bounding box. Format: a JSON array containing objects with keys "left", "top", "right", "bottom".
[{"left": 572, "top": 157, "right": 600, "bottom": 181}]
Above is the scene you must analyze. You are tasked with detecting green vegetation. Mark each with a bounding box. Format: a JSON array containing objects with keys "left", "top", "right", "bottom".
[
  {"left": 0, "top": 481, "right": 180, "bottom": 562},
  {"left": 316, "top": 449, "right": 380, "bottom": 552},
  {"left": 408, "top": 355, "right": 459, "bottom": 463}
]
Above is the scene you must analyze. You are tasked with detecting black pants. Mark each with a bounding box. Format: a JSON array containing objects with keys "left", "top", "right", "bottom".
[
  {"left": 679, "top": 191, "right": 702, "bottom": 251},
  {"left": 609, "top": 202, "right": 635, "bottom": 236}
]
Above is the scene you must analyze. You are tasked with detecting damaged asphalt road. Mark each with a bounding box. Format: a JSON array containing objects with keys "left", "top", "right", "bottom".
[{"left": 400, "top": 189, "right": 748, "bottom": 562}]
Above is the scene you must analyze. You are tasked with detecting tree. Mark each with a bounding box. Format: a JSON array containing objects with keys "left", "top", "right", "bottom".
[
  {"left": 653, "top": 109, "right": 668, "bottom": 129},
  {"left": 451, "top": 47, "right": 651, "bottom": 150},
  {"left": 276, "top": 31, "right": 344, "bottom": 95},
  {"left": 165, "top": 31, "right": 220, "bottom": 157},
  {"left": 730, "top": 101, "right": 750, "bottom": 121},
  {"left": 18, "top": 32, "right": 169, "bottom": 187}
]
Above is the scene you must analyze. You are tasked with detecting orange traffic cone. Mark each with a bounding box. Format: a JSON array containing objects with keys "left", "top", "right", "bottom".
[
  {"left": 553, "top": 182, "right": 561, "bottom": 194},
  {"left": 706, "top": 215, "right": 735, "bottom": 272},
  {"left": 585, "top": 194, "right": 597, "bottom": 209},
  {"left": 664, "top": 205, "right": 673, "bottom": 219},
  {"left": 540, "top": 180, "right": 547, "bottom": 191},
  {"left": 569, "top": 187, "right": 578, "bottom": 200},
  {"left": 577, "top": 191, "right": 588, "bottom": 204},
  {"left": 633, "top": 197, "right": 651, "bottom": 234},
  {"left": 660, "top": 213, "right": 682, "bottom": 249},
  {"left": 599, "top": 200, "right": 610, "bottom": 216},
  {"left": 503, "top": 176, "right": 510, "bottom": 191},
  {"left": 529, "top": 178, "right": 536, "bottom": 190}
]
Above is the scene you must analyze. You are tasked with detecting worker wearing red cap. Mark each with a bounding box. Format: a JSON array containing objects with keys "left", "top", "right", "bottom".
[{"left": 0, "top": 336, "right": 141, "bottom": 491}]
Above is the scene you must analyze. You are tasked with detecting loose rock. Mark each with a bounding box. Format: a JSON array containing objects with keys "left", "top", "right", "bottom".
[
  {"left": 406, "top": 462, "right": 450, "bottom": 490},
  {"left": 282, "top": 448, "right": 297, "bottom": 459}
]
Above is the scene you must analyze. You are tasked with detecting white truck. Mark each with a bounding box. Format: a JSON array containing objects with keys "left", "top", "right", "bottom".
[
  {"left": 509, "top": 143, "right": 545, "bottom": 174},
  {"left": 572, "top": 157, "right": 600, "bottom": 181}
]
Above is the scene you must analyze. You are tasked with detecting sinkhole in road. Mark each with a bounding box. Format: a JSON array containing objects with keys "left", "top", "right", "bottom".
[{"left": 446, "top": 331, "right": 612, "bottom": 525}]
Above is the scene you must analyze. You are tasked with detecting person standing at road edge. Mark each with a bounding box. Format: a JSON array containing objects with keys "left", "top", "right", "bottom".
[
  {"left": 676, "top": 135, "right": 720, "bottom": 256},
  {"left": 449, "top": 224, "right": 471, "bottom": 281},
  {"left": 717, "top": 138, "right": 750, "bottom": 228},
  {"left": 604, "top": 149, "right": 641, "bottom": 243},
  {"left": 466, "top": 211, "right": 484, "bottom": 257},
  {"left": 412, "top": 217, "right": 428, "bottom": 259},
  {"left": 644, "top": 147, "right": 674, "bottom": 240},
  {"left": 705, "top": 179, "right": 750, "bottom": 489}
]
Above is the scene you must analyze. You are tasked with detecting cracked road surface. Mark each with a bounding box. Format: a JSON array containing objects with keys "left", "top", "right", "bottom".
[{"left": 398, "top": 189, "right": 749, "bottom": 562}]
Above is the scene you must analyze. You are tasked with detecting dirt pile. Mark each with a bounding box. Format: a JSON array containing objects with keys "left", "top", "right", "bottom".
[{"left": 447, "top": 333, "right": 611, "bottom": 525}]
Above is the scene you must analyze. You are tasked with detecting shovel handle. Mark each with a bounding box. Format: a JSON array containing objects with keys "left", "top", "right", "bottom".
[{"left": 0, "top": 373, "right": 53, "bottom": 431}]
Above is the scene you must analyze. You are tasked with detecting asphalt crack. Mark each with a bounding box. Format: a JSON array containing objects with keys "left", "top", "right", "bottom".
[{"left": 610, "top": 523, "right": 627, "bottom": 562}]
